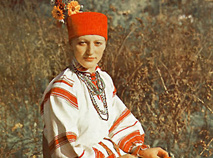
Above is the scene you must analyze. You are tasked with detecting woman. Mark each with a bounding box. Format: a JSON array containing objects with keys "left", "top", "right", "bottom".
[{"left": 41, "top": 1, "right": 170, "bottom": 158}]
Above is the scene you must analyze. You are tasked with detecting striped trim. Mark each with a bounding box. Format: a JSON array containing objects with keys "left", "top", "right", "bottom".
[
  {"left": 93, "top": 147, "right": 105, "bottom": 158},
  {"left": 53, "top": 79, "right": 73, "bottom": 88},
  {"left": 51, "top": 87, "right": 78, "bottom": 109},
  {"left": 132, "top": 145, "right": 141, "bottom": 156},
  {"left": 111, "top": 121, "right": 138, "bottom": 138},
  {"left": 49, "top": 132, "right": 77, "bottom": 154},
  {"left": 118, "top": 130, "right": 144, "bottom": 152},
  {"left": 104, "top": 138, "right": 121, "bottom": 157},
  {"left": 99, "top": 142, "right": 116, "bottom": 158},
  {"left": 60, "top": 74, "right": 75, "bottom": 89},
  {"left": 40, "top": 76, "right": 75, "bottom": 115},
  {"left": 109, "top": 108, "right": 131, "bottom": 133},
  {"left": 61, "top": 74, "right": 75, "bottom": 83}
]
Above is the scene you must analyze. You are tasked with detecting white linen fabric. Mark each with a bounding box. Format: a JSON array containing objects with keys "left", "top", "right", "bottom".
[{"left": 41, "top": 63, "right": 148, "bottom": 158}]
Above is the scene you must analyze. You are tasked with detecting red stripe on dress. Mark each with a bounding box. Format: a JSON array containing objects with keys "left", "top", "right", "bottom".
[
  {"left": 112, "top": 86, "right": 116, "bottom": 97},
  {"left": 61, "top": 74, "right": 75, "bottom": 83},
  {"left": 51, "top": 87, "right": 78, "bottom": 109},
  {"left": 40, "top": 77, "right": 74, "bottom": 115},
  {"left": 109, "top": 108, "right": 131, "bottom": 133},
  {"left": 40, "top": 87, "right": 78, "bottom": 114},
  {"left": 111, "top": 121, "right": 138, "bottom": 138},
  {"left": 49, "top": 132, "right": 77, "bottom": 154},
  {"left": 99, "top": 142, "right": 116, "bottom": 158},
  {"left": 79, "top": 150, "right": 85, "bottom": 158},
  {"left": 53, "top": 79, "right": 73, "bottom": 88},
  {"left": 93, "top": 147, "right": 105, "bottom": 158},
  {"left": 118, "top": 130, "right": 144, "bottom": 153},
  {"left": 104, "top": 138, "right": 121, "bottom": 156}
]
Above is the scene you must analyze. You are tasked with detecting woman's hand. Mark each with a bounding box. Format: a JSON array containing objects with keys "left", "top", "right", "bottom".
[
  {"left": 138, "top": 147, "right": 170, "bottom": 158},
  {"left": 118, "top": 154, "right": 137, "bottom": 158}
]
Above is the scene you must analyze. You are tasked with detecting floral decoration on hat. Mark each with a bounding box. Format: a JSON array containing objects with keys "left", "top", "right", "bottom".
[
  {"left": 52, "top": 5, "right": 65, "bottom": 20},
  {"left": 67, "top": 1, "right": 81, "bottom": 16},
  {"left": 51, "top": 0, "right": 83, "bottom": 23}
]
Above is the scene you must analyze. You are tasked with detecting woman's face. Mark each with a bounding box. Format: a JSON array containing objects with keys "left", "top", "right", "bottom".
[{"left": 71, "top": 35, "right": 106, "bottom": 73}]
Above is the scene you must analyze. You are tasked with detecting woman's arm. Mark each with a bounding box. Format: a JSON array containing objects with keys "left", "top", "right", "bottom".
[
  {"left": 109, "top": 94, "right": 169, "bottom": 158},
  {"left": 138, "top": 147, "right": 169, "bottom": 158}
]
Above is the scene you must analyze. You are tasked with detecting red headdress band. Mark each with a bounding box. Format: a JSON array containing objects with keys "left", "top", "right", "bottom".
[{"left": 67, "top": 12, "right": 108, "bottom": 41}]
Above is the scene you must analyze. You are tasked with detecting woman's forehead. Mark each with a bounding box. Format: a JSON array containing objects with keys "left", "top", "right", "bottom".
[{"left": 76, "top": 35, "right": 106, "bottom": 41}]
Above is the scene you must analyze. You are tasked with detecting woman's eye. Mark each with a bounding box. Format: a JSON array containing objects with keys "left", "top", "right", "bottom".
[
  {"left": 78, "top": 41, "right": 86, "bottom": 45},
  {"left": 95, "top": 42, "right": 102, "bottom": 46}
]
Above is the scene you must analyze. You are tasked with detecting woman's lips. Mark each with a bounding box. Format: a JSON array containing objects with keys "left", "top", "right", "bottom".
[{"left": 84, "top": 57, "right": 95, "bottom": 61}]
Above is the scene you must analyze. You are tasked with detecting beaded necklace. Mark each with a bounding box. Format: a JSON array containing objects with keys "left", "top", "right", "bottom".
[{"left": 73, "top": 66, "right": 109, "bottom": 121}]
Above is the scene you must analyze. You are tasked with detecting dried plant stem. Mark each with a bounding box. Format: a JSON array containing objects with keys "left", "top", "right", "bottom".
[
  {"left": 156, "top": 65, "right": 168, "bottom": 93},
  {"left": 197, "top": 47, "right": 203, "bottom": 56},
  {"left": 159, "top": 60, "right": 175, "bottom": 84},
  {"left": 113, "top": 27, "right": 137, "bottom": 76},
  {"left": 127, "top": 62, "right": 144, "bottom": 82},
  {"left": 200, "top": 138, "right": 213, "bottom": 156},
  {"left": 117, "top": 27, "right": 136, "bottom": 57},
  {"left": 196, "top": 96, "right": 213, "bottom": 114}
]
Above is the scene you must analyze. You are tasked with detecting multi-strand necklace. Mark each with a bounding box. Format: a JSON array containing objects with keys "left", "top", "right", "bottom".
[{"left": 73, "top": 66, "right": 109, "bottom": 121}]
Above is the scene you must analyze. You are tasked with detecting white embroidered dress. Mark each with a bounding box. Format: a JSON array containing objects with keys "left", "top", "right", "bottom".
[{"left": 41, "top": 63, "right": 148, "bottom": 158}]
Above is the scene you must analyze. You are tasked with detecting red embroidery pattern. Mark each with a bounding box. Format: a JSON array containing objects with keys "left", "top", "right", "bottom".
[
  {"left": 51, "top": 87, "right": 78, "bottom": 109},
  {"left": 53, "top": 79, "right": 73, "bottom": 88},
  {"left": 111, "top": 121, "right": 138, "bottom": 138},
  {"left": 40, "top": 75, "right": 75, "bottom": 114},
  {"left": 93, "top": 147, "right": 105, "bottom": 158},
  {"left": 104, "top": 138, "right": 121, "bottom": 157},
  {"left": 118, "top": 130, "right": 144, "bottom": 153},
  {"left": 61, "top": 74, "right": 75, "bottom": 83},
  {"left": 109, "top": 108, "right": 131, "bottom": 133},
  {"left": 49, "top": 132, "right": 77, "bottom": 154},
  {"left": 99, "top": 142, "right": 116, "bottom": 158}
]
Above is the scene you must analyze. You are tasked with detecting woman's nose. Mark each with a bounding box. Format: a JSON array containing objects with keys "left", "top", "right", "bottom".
[{"left": 86, "top": 43, "right": 94, "bottom": 55}]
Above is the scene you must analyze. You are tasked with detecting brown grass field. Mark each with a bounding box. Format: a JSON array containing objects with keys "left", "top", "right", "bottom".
[{"left": 0, "top": 0, "right": 212, "bottom": 157}]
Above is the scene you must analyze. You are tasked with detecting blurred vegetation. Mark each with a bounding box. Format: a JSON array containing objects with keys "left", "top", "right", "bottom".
[{"left": 0, "top": 0, "right": 212, "bottom": 157}]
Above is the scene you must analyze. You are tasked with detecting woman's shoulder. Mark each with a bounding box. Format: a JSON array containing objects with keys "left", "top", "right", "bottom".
[
  {"left": 98, "top": 69, "right": 115, "bottom": 88},
  {"left": 52, "top": 67, "right": 78, "bottom": 88},
  {"left": 44, "top": 67, "right": 78, "bottom": 92},
  {"left": 98, "top": 69, "right": 113, "bottom": 82},
  {"left": 40, "top": 68, "right": 79, "bottom": 114}
]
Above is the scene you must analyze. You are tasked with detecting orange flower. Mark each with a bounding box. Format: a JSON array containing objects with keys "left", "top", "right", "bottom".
[
  {"left": 52, "top": 6, "right": 64, "bottom": 20},
  {"left": 67, "top": 1, "right": 81, "bottom": 16}
]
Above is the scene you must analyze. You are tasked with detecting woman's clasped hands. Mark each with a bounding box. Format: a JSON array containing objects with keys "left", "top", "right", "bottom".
[{"left": 118, "top": 147, "right": 170, "bottom": 158}]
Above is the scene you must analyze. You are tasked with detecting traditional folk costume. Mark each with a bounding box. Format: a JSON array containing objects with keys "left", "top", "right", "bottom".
[
  {"left": 41, "top": 3, "right": 149, "bottom": 157},
  {"left": 41, "top": 60, "right": 149, "bottom": 157}
]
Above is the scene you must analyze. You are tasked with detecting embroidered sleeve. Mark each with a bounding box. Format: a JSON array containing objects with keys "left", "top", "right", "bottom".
[
  {"left": 109, "top": 96, "right": 149, "bottom": 154},
  {"left": 40, "top": 74, "right": 77, "bottom": 115},
  {"left": 41, "top": 74, "right": 90, "bottom": 157}
]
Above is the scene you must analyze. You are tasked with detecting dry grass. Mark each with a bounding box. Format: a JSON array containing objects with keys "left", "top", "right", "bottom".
[{"left": 0, "top": 0, "right": 212, "bottom": 157}]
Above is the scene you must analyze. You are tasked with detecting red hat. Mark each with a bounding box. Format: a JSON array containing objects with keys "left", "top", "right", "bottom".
[{"left": 67, "top": 12, "right": 108, "bottom": 41}]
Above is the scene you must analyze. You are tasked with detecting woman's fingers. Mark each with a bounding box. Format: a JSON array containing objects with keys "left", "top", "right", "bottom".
[
  {"left": 157, "top": 147, "right": 169, "bottom": 158},
  {"left": 118, "top": 154, "right": 137, "bottom": 158}
]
